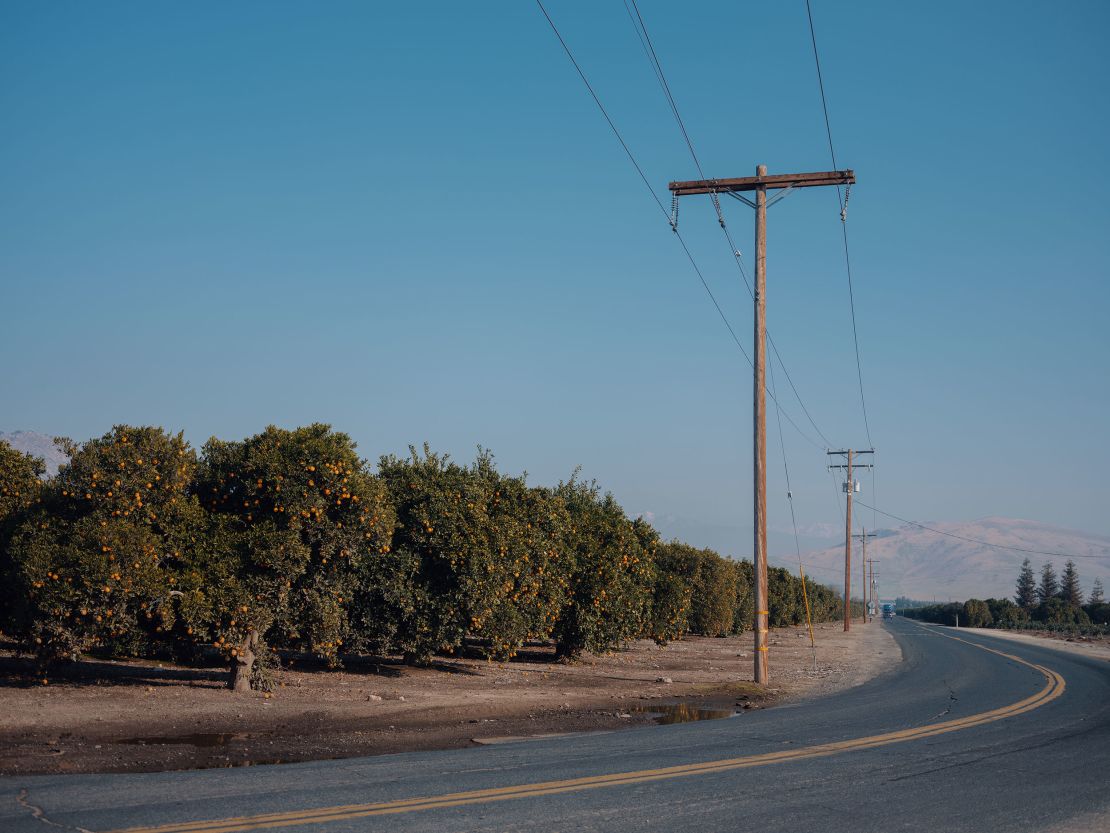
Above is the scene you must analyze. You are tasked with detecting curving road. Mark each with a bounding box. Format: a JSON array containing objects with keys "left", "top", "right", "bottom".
[{"left": 4, "top": 619, "right": 1109, "bottom": 833}]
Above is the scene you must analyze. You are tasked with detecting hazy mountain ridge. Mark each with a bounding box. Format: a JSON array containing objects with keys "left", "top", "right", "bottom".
[
  {"left": 798, "top": 517, "right": 1110, "bottom": 602},
  {"left": 0, "top": 430, "right": 69, "bottom": 476}
]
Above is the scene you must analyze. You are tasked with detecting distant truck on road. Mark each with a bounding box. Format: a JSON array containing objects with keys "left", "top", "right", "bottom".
[{"left": 881, "top": 603, "right": 895, "bottom": 620}]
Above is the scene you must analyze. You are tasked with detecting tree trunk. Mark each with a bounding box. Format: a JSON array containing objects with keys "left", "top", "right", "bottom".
[{"left": 228, "top": 629, "right": 258, "bottom": 692}]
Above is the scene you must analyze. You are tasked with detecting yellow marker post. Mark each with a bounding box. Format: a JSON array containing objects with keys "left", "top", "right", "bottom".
[{"left": 799, "top": 565, "right": 817, "bottom": 671}]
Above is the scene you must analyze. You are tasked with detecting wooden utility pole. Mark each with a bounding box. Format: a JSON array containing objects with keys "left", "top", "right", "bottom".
[
  {"left": 828, "top": 449, "right": 873, "bottom": 632},
  {"left": 867, "top": 558, "right": 880, "bottom": 621},
  {"left": 753, "top": 165, "right": 769, "bottom": 684},
  {"left": 668, "top": 167, "right": 855, "bottom": 685},
  {"left": 854, "top": 529, "right": 876, "bottom": 623},
  {"left": 844, "top": 450, "right": 852, "bottom": 631}
]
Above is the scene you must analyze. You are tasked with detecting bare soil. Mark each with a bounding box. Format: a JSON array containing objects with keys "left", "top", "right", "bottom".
[
  {"left": 960, "top": 627, "right": 1110, "bottom": 661},
  {"left": 0, "top": 622, "right": 898, "bottom": 775}
]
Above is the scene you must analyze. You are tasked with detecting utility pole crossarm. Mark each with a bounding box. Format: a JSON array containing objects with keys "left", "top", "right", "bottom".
[{"left": 669, "top": 169, "right": 855, "bottom": 196}]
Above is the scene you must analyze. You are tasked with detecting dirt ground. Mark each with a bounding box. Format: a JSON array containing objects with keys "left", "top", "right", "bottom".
[
  {"left": 959, "top": 626, "right": 1110, "bottom": 662},
  {"left": 0, "top": 622, "right": 898, "bottom": 775}
]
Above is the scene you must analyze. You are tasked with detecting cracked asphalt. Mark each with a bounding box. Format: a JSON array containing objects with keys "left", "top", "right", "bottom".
[{"left": 3, "top": 618, "right": 1109, "bottom": 833}]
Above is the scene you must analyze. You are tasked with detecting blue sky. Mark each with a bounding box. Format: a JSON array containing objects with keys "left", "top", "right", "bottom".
[{"left": 2, "top": 1, "right": 1108, "bottom": 570}]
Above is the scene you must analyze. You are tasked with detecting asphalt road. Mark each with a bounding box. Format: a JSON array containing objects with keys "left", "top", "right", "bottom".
[{"left": 4, "top": 618, "right": 1109, "bottom": 833}]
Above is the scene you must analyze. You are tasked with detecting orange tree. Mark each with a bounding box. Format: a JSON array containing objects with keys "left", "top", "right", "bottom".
[
  {"left": 551, "top": 477, "right": 654, "bottom": 658},
  {"left": 768, "top": 565, "right": 807, "bottom": 627},
  {"left": 686, "top": 548, "right": 738, "bottom": 637},
  {"left": 648, "top": 541, "right": 696, "bottom": 645},
  {"left": 470, "top": 452, "right": 571, "bottom": 658},
  {"left": 6, "top": 426, "right": 202, "bottom": 665},
  {"left": 729, "top": 559, "right": 754, "bottom": 635},
  {"left": 651, "top": 543, "right": 742, "bottom": 641},
  {"left": 187, "top": 424, "right": 394, "bottom": 691},
  {"left": 369, "top": 447, "right": 569, "bottom": 663},
  {"left": 0, "top": 441, "right": 46, "bottom": 632}
]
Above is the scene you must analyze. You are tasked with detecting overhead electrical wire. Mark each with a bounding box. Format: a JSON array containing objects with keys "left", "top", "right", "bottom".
[
  {"left": 804, "top": 0, "right": 874, "bottom": 449},
  {"left": 623, "top": 0, "right": 836, "bottom": 450},
  {"left": 535, "top": 0, "right": 825, "bottom": 451},
  {"left": 769, "top": 357, "right": 803, "bottom": 564}
]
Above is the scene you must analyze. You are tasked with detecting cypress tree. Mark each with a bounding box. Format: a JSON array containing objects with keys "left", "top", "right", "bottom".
[
  {"left": 1038, "top": 562, "right": 1059, "bottom": 604},
  {"left": 1090, "top": 577, "right": 1105, "bottom": 605},
  {"left": 1015, "top": 559, "right": 1037, "bottom": 610},
  {"left": 1060, "top": 560, "right": 1083, "bottom": 606}
]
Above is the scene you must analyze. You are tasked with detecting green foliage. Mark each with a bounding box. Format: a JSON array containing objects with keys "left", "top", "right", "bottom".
[
  {"left": 1089, "top": 577, "right": 1104, "bottom": 605},
  {"left": 1084, "top": 602, "right": 1110, "bottom": 626},
  {"left": 731, "top": 559, "right": 754, "bottom": 635},
  {"left": 649, "top": 542, "right": 740, "bottom": 643},
  {"left": 1014, "top": 558, "right": 1037, "bottom": 610},
  {"left": 7, "top": 426, "right": 203, "bottom": 662},
  {"left": 961, "top": 598, "right": 993, "bottom": 628},
  {"left": 373, "top": 446, "right": 569, "bottom": 663},
  {"left": 688, "top": 551, "right": 738, "bottom": 637},
  {"left": 0, "top": 441, "right": 45, "bottom": 630},
  {"left": 1038, "top": 562, "right": 1059, "bottom": 603},
  {"left": 647, "top": 545, "right": 846, "bottom": 643},
  {"left": 1036, "top": 597, "right": 1089, "bottom": 626},
  {"left": 986, "top": 597, "right": 1028, "bottom": 627},
  {"left": 551, "top": 477, "right": 653, "bottom": 658},
  {"left": 190, "top": 424, "right": 395, "bottom": 684},
  {"left": 1, "top": 426, "right": 861, "bottom": 689},
  {"left": 0, "top": 440, "right": 44, "bottom": 526},
  {"left": 1059, "top": 560, "right": 1083, "bottom": 606}
]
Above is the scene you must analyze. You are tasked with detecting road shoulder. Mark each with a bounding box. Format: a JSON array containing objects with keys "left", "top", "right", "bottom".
[{"left": 950, "top": 627, "right": 1110, "bottom": 662}]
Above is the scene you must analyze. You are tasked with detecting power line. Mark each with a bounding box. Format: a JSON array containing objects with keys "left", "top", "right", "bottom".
[
  {"left": 804, "top": 0, "right": 874, "bottom": 449},
  {"left": 804, "top": 0, "right": 840, "bottom": 173},
  {"left": 854, "top": 501, "right": 1110, "bottom": 561},
  {"left": 623, "top": 0, "right": 835, "bottom": 450},
  {"left": 535, "top": 0, "right": 668, "bottom": 221},
  {"left": 769, "top": 356, "right": 803, "bottom": 563},
  {"left": 623, "top": 0, "right": 706, "bottom": 180},
  {"left": 536, "top": 0, "right": 825, "bottom": 451}
]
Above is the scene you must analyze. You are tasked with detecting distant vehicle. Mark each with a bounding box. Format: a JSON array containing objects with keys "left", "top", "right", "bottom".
[{"left": 881, "top": 603, "right": 895, "bottom": 620}]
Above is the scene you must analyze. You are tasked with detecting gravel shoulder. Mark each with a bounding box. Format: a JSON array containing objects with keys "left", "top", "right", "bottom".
[{"left": 0, "top": 621, "right": 899, "bottom": 775}]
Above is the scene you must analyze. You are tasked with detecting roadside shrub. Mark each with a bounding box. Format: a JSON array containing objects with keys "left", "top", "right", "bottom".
[
  {"left": 1084, "top": 602, "right": 1110, "bottom": 626},
  {"left": 1036, "top": 597, "right": 1090, "bottom": 627},
  {"left": 986, "top": 597, "right": 1028, "bottom": 628},
  {"left": 962, "top": 598, "right": 993, "bottom": 628}
]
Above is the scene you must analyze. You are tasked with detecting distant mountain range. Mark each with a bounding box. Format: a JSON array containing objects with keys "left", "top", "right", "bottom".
[
  {"left": 794, "top": 517, "right": 1110, "bottom": 603},
  {"left": 0, "top": 430, "right": 70, "bottom": 476}
]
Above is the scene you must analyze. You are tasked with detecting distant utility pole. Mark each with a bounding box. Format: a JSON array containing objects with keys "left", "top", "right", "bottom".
[
  {"left": 828, "top": 449, "right": 874, "bottom": 632},
  {"left": 669, "top": 167, "right": 855, "bottom": 685},
  {"left": 867, "top": 558, "right": 880, "bottom": 622},
  {"left": 854, "top": 529, "right": 876, "bottom": 624}
]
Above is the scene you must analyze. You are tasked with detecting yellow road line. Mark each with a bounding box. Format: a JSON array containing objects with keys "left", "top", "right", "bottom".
[{"left": 105, "top": 624, "right": 1064, "bottom": 833}]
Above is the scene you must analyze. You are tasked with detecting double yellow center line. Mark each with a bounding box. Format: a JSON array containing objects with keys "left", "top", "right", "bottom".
[{"left": 108, "top": 627, "right": 1064, "bottom": 833}]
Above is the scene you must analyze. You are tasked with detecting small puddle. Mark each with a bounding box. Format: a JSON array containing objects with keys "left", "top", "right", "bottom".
[
  {"left": 116, "top": 733, "right": 250, "bottom": 747},
  {"left": 631, "top": 704, "right": 739, "bottom": 725}
]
